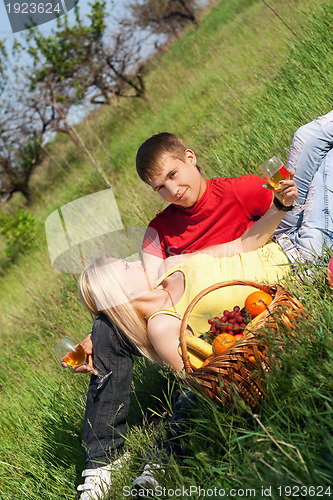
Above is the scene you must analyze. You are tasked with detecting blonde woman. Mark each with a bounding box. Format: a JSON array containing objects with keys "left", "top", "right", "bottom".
[{"left": 79, "top": 231, "right": 294, "bottom": 371}]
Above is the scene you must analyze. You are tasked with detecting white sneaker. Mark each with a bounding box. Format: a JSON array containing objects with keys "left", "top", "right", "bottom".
[
  {"left": 132, "top": 463, "right": 163, "bottom": 490},
  {"left": 77, "top": 453, "right": 129, "bottom": 499}
]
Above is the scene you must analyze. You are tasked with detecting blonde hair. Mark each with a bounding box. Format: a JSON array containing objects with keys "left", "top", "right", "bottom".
[{"left": 79, "top": 254, "right": 163, "bottom": 365}]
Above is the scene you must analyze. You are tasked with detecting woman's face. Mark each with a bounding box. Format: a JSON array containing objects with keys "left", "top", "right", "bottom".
[{"left": 108, "top": 258, "right": 151, "bottom": 301}]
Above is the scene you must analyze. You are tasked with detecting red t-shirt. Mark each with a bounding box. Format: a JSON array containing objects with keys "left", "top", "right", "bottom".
[{"left": 142, "top": 175, "right": 273, "bottom": 258}]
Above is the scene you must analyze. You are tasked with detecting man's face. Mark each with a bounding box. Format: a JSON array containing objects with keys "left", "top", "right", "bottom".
[{"left": 149, "top": 149, "right": 207, "bottom": 208}]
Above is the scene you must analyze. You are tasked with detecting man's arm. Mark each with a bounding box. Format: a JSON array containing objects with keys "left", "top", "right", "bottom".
[{"left": 161, "top": 176, "right": 298, "bottom": 270}]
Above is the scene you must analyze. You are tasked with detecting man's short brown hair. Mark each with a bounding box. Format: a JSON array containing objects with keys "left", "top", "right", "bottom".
[{"left": 136, "top": 132, "right": 188, "bottom": 184}]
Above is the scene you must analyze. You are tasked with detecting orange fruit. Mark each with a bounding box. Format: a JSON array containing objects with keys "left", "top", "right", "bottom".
[
  {"left": 212, "top": 333, "right": 236, "bottom": 355},
  {"left": 233, "top": 333, "right": 244, "bottom": 341},
  {"left": 201, "top": 355, "right": 214, "bottom": 367},
  {"left": 245, "top": 291, "right": 273, "bottom": 318}
]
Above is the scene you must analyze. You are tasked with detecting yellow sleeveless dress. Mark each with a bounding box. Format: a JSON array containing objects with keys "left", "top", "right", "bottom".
[{"left": 148, "top": 241, "right": 289, "bottom": 337}]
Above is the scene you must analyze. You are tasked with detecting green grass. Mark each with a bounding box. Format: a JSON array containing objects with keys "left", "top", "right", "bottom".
[{"left": 0, "top": 0, "right": 332, "bottom": 497}]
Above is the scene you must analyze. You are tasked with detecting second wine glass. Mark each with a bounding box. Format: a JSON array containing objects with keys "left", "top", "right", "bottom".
[{"left": 55, "top": 336, "right": 112, "bottom": 389}]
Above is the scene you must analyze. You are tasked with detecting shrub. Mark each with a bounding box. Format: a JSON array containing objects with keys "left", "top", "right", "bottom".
[{"left": 0, "top": 209, "right": 37, "bottom": 261}]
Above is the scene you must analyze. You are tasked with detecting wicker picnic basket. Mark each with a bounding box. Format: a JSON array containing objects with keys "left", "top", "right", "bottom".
[{"left": 178, "top": 280, "right": 304, "bottom": 413}]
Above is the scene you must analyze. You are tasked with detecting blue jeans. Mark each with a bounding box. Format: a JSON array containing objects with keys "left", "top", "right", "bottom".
[
  {"left": 274, "top": 110, "right": 333, "bottom": 260},
  {"left": 143, "top": 390, "right": 199, "bottom": 467},
  {"left": 82, "top": 315, "right": 141, "bottom": 469}
]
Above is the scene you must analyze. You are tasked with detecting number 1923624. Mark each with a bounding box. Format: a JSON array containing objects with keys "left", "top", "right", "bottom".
[
  {"left": 6, "top": 2, "right": 62, "bottom": 14},
  {"left": 277, "top": 485, "right": 332, "bottom": 497}
]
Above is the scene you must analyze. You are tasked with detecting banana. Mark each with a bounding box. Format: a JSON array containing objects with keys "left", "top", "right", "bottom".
[
  {"left": 188, "top": 349, "right": 205, "bottom": 370},
  {"left": 184, "top": 333, "right": 213, "bottom": 359},
  {"left": 178, "top": 346, "right": 204, "bottom": 370},
  {"left": 247, "top": 310, "right": 266, "bottom": 330}
]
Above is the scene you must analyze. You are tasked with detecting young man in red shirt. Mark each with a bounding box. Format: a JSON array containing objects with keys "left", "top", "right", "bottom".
[{"left": 137, "top": 133, "right": 292, "bottom": 283}]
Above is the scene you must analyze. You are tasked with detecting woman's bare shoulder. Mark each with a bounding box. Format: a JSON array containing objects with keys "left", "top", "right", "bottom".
[{"left": 148, "top": 312, "right": 181, "bottom": 337}]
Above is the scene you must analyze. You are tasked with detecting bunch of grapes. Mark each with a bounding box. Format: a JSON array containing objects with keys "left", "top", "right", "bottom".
[{"left": 208, "top": 305, "right": 250, "bottom": 337}]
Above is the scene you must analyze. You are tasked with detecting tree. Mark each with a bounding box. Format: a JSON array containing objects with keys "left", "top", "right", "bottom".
[
  {"left": 0, "top": 40, "right": 8, "bottom": 93},
  {"left": 14, "top": 0, "right": 146, "bottom": 115},
  {"left": 127, "top": 0, "right": 199, "bottom": 36},
  {"left": 0, "top": 0, "right": 148, "bottom": 204},
  {"left": 25, "top": 74, "right": 84, "bottom": 144},
  {"left": 101, "top": 25, "right": 146, "bottom": 100},
  {"left": 0, "top": 99, "right": 44, "bottom": 203},
  {"left": 0, "top": 133, "right": 44, "bottom": 204}
]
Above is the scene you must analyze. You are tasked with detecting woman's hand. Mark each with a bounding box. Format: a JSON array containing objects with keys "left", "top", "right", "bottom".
[
  {"left": 263, "top": 170, "right": 298, "bottom": 207},
  {"left": 61, "top": 333, "right": 97, "bottom": 375}
]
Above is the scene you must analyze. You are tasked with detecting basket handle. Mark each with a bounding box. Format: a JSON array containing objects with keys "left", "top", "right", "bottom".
[{"left": 179, "top": 279, "right": 276, "bottom": 373}]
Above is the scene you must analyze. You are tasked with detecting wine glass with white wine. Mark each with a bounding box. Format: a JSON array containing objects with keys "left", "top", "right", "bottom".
[
  {"left": 55, "top": 336, "right": 112, "bottom": 389},
  {"left": 260, "top": 156, "right": 302, "bottom": 212},
  {"left": 260, "top": 156, "right": 290, "bottom": 190}
]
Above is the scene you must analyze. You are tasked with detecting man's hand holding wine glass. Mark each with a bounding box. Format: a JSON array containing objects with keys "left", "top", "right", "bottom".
[
  {"left": 264, "top": 169, "right": 298, "bottom": 208},
  {"left": 260, "top": 157, "right": 298, "bottom": 209}
]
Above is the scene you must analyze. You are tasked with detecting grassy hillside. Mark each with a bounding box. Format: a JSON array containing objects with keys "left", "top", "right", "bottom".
[{"left": 0, "top": 0, "right": 332, "bottom": 498}]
